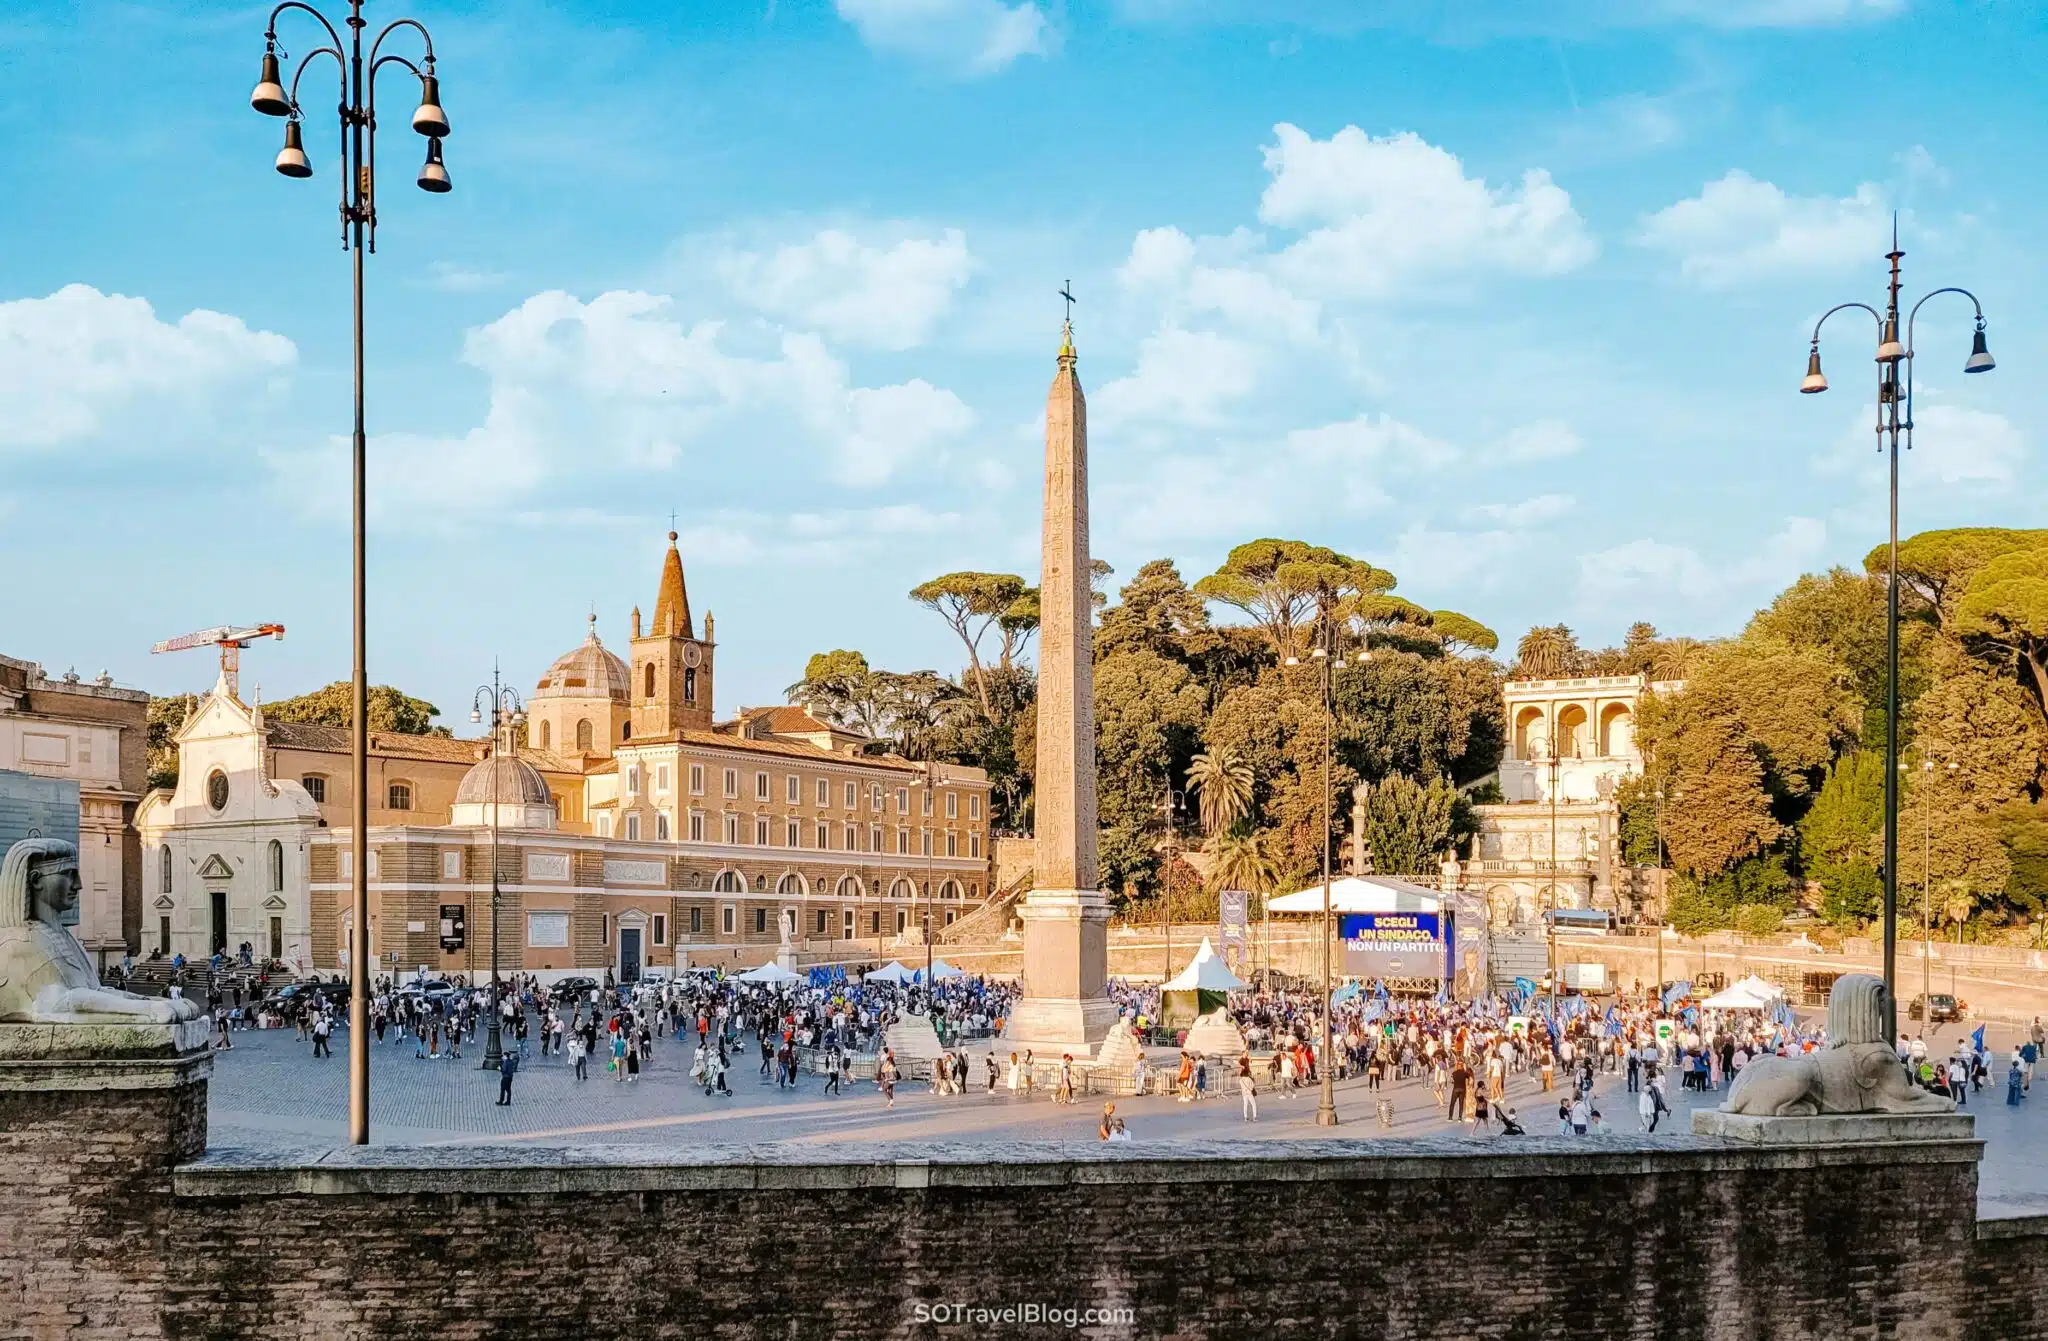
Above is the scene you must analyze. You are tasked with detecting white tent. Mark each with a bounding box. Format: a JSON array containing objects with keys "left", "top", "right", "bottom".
[
  {"left": 863, "top": 961, "right": 913, "bottom": 984},
  {"left": 1161, "top": 938, "right": 1248, "bottom": 993},
  {"left": 926, "top": 958, "right": 964, "bottom": 980},
  {"left": 1701, "top": 982, "right": 1775, "bottom": 1011},
  {"left": 736, "top": 961, "right": 803, "bottom": 985},
  {"left": 1266, "top": 875, "right": 1440, "bottom": 915},
  {"left": 1733, "top": 974, "right": 1786, "bottom": 1001}
]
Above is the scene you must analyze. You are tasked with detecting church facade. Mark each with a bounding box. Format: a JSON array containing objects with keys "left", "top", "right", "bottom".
[{"left": 139, "top": 533, "right": 992, "bottom": 981}]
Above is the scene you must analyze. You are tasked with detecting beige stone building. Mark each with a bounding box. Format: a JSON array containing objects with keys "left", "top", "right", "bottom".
[
  {"left": 1470, "top": 674, "right": 1678, "bottom": 927},
  {"left": 144, "top": 532, "right": 992, "bottom": 981},
  {"left": 0, "top": 654, "right": 149, "bottom": 963}
]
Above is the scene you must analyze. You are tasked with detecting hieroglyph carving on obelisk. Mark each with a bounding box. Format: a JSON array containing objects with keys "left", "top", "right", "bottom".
[{"left": 1004, "top": 317, "right": 1118, "bottom": 1057}]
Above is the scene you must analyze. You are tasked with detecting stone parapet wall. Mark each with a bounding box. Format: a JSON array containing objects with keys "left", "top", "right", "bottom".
[{"left": 3, "top": 1031, "right": 2045, "bottom": 1340}]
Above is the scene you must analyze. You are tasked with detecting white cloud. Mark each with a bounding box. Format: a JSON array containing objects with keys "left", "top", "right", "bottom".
[
  {"left": 835, "top": 0, "right": 1054, "bottom": 75},
  {"left": 1259, "top": 125, "right": 1596, "bottom": 298},
  {"left": 1101, "top": 412, "right": 1458, "bottom": 545},
  {"left": 1117, "top": 226, "right": 1321, "bottom": 342},
  {"left": 1095, "top": 327, "right": 1262, "bottom": 427},
  {"left": 266, "top": 288, "right": 977, "bottom": 520},
  {"left": 1578, "top": 516, "right": 1828, "bottom": 608},
  {"left": 1498, "top": 419, "right": 1584, "bottom": 462},
  {"left": 0, "top": 284, "right": 293, "bottom": 453},
  {"left": 1636, "top": 170, "right": 1889, "bottom": 287},
  {"left": 1470, "top": 492, "right": 1576, "bottom": 527},
  {"left": 715, "top": 227, "right": 975, "bottom": 350},
  {"left": 1373, "top": 521, "right": 1527, "bottom": 590},
  {"left": 425, "top": 262, "right": 510, "bottom": 293},
  {"left": 675, "top": 502, "right": 971, "bottom": 568},
  {"left": 1817, "top": 401, "right": 2026, "bottom": 493}
]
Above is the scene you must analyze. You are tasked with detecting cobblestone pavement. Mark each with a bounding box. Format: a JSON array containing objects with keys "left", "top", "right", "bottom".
[{"left": 205, "top": 1017, "right": 2046, "bottom": 1215}]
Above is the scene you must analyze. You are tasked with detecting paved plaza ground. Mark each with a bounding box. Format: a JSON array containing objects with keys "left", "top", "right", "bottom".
[{"left": 204, "top": 1016, "right": 2047, "bottom": 1217}]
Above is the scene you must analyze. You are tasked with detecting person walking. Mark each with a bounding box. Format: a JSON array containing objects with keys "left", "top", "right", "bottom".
[
  {"left": 311, "top": 1012, "right": 332, "bottom": 1059},
  {"left": 569, "top": 1034, "right": 588, "bottom": 1081},
  {"left": 496, "top": 1049, "right": 520, "bottom": 1106},
  {"left": 1447, "top": 1058, "right": 1469, "bottom": 1123},
  {"left": 824, "top": 1050, "right": 842, "bottom": 1097},
  {"left": 1238, "top": 1053, "right": 1258, "bottom": 1122},
  {"left": 879, "top": 1049, "right": 899, "bottom": 1109}
]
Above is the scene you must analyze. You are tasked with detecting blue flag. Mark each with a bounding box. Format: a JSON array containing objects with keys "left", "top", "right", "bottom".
[{"left": 1973, "top": 1025, "right": 1987, "bottom": 1054}]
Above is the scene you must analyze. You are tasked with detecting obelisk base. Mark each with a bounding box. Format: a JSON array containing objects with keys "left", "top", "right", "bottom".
[{"left": 1003, "top": 888, "right": 1118, "bottom": 1058}]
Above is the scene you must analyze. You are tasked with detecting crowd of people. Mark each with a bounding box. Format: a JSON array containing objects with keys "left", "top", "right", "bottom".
[{"left": 209, "top": 957, "right": 2044, "bottom": 1136}]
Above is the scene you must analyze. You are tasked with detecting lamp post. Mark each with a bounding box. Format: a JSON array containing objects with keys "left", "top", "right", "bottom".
[
  {"left": 1285, "top": 632, "right": 1347, "bottom": 1128},
  {"left": 1652, "top": 785, "right": 1665, "bottom": 1001},
  {"left": 1546, "top": 752, "right": 1562, "bottom": 1024},
  {"left": 470, "top": 672, "right": 524, "bottom": 1069},
  {"left": 248, "top": 0, "right": 452, "bottom": 1146},
  {"left": 1800, "top": 222, "right": 1994, "bottom": 1042},
  {"left": 1155, "top": 788, "right": 1184, "bottom": 984},
  {"left": 1912, "top": 757, "right": 1958, "bottom": 1035},
  {"left": 914, "top": 763, "right": 947, "bottom": 989}
]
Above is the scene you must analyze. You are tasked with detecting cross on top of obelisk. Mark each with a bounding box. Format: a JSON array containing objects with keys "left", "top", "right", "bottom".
[{"left": 1058, "top": 280, "right": 1077, "bottom": 358}]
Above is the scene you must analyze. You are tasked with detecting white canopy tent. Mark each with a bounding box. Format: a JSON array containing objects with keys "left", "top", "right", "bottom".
[
  {"left": 1161, "top": 938, "right": 1248, "bottom": 993},
  {"left": 1266, "top": 876, "right": 1440, "bottom": 916},
  {"left": 863, "top": 961, "right": 913, "bottom": 984},
  {"left": 926, "top": 959, "right": 964, "bottom": 980},
  {"left": 736, "top": 961, "right": 803, "bottom": 985},
  {"left": 1700, "top": 982, "right": 1775, "bottom": 1011},
  {"left": 1732, "top": 974, "right": 1786, "bottom": 1001}
]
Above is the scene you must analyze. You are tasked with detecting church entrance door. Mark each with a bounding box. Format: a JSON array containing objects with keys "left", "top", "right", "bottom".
[
  {"left": 208, "top": 891, "right": 228, "bottom": 956},
  {"left": 619, "top": 927, "right": 642, "bottom": 984}
]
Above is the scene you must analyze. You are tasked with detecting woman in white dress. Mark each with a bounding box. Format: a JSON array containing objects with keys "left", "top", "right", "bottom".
[{"left": 1007, "top": 1050, "right": 1022, "bottom": 1094}]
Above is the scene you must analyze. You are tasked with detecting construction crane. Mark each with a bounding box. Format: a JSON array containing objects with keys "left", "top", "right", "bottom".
[{"left": 150, "top": 624, "right": 285, "bottom": 702}]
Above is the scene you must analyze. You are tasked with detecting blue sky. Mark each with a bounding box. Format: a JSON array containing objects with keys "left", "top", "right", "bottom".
[{"left": 3, "top": 0, "right": 2042, "bottom": 724}]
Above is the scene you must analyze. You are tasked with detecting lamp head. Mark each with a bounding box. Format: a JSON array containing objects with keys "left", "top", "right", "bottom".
[
  {"left": 251, "top": 49, "right": 290, "bottom": 117},
  {"left": 1800, "top": 344, "right": 1828, "bottom": 394},
  {"left": 1284, "top": 656, "right": 1301, "bottom": 667},
  {"left": 412, "top": 73, "right": 450, "bottom": 139},
  {"left": 274, "top": 119, "right": 313, "bottom": 178},
  {"left": 470, "top": 708, "right": 483, "bottom": 724},
  {"left": 1876, "top": 315, "right": 1905, "bottom": 365},
  {"left": 1965, "top": 320, "right": 1995, "bottom": 374},
  {"left": 416, "top": 136, "right": 451, "bottom": 193}
]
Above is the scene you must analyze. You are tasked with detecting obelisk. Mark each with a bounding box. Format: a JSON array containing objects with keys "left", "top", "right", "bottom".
[{"left": 1006, "top": 317, "right": 1118, "bottom": 1056}]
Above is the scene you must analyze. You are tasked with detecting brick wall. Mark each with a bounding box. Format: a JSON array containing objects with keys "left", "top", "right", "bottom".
[{"left": 3, "top": 1062, "right": 2045, "bottom": 1340}]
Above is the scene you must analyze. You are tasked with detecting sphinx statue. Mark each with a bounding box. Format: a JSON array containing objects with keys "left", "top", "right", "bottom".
[
  {"left": 1721, "top": 973, "right": 1951, "bottom": 1118},
  {"left": 0, "top": 838, "right": 202, "bottom": 1024}
]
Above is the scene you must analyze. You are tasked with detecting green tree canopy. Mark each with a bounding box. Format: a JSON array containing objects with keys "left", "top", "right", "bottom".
[
  {"left": 1361, "top": 774, "right": 1466, "bottom": 876},
  {"left": 1955, "top": 541, "right": 2048, "bottom": 727},
  {"left": 1429, "top": 610, "right": 1499, "bottom": 655},
  {"left": 1193, "top": 539, "right": 1394, "bottom": 659},
  {"left": 908, "top": 571, "right": 1033, "bottom": 720},
  {"left": 1513, "top": 624, "right": 1585, "bottom": 678},
  {"left": 266, "top": 682, "right": 447, "bottom": 736}
]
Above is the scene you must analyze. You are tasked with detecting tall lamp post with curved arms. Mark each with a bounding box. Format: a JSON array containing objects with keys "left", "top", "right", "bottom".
[
  {"left": 470, "top": 672, "right": 524, "bottom": 1070},
  {"left": 248, "top": 1, "right": 452, "bottom": 1146},
  {"left": 1800, "top": 221, "right": 1995, "bottom": 1041}
]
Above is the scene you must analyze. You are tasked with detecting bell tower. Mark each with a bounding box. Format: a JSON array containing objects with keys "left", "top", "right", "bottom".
[{"left": 629, "top": 530, "right": 716, "bottom": 736}]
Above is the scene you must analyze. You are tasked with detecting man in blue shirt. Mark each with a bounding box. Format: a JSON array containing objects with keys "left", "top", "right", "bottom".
[{"left": 497, "top": 1049, "right": 520, "bottom": 1105}]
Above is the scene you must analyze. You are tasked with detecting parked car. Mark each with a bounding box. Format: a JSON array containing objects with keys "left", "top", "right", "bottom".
[
  {"left": 1908, "top": 993, "right": 1965, "bottom": 1023},
  {"left": 548, "top": 976, "right": 601, "bottom": 1001},
  {"left": 267, "top": 981, "right": 350, "bottom": 1011}
]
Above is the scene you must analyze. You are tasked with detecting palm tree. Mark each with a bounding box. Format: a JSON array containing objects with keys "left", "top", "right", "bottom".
[
  {"left": 1187, "top": 748, "right": 1254, "bottom": 837},
  {"left": 1204, "top": 829, "right": 1275, "bottom": 899},
  {"left": 1514, "top": 623, "right": 1583, "bottom": 679}
]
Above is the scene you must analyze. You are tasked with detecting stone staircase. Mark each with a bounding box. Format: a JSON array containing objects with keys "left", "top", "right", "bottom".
[
  {"left": 118, "top": 960, "right": 301, "bottom": 1000},
  {"left": 1487, "top": 930, "right": 1550, "bottom": 992},
  {"left": 934, "top": 869, "right": 1030, "bottom": 946}
]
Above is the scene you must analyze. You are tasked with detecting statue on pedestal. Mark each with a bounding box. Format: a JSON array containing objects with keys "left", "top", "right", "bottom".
[
  {"left": 0, "top": 839, "right": 202, "bottom": 1024},
  {"left": 1722, "top": 974, "right": 1951, "bottom": 1117}
]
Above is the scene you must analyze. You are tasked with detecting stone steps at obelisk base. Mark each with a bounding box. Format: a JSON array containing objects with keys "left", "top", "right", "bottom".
[{"left": 883, "top": 1014, "right": 946, "bottom": 1077}]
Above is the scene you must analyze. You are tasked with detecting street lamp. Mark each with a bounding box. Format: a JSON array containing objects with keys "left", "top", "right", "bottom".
[
  {"left": 1285, "top": 633, "right": 1348, "bottom": 1128},
  {"left": 1155, "top": 787, "right": 1185, "bottom": 985},
  {"left": 470, "top": 672, "right": 524, "bottom": 1069},
  {"left": 913, "top": 762, "right": 949, "bottom": 990},
  {"left": 249, "top": 1, "right": 453, "bottom": 1145},
  {"left": 1800, "top": 220, "right": 1994, "bottom": 1043}
]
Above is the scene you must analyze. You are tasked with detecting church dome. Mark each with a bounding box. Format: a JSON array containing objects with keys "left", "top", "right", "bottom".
[
  {"left": 454, "top": 754, "right": 553, "bottom": 808},
  {"left": 535, "top": 615, "right": 629, "bottom": 701}
]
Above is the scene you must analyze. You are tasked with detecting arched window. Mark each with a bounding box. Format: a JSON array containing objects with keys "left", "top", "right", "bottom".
[
  {"left": 777, "top": 872, "right": 806, "bottom": 897},
  {"left": 160, "top": 845, "right": 173, "bottom": 895},
  {"left": 834, "top": 874, "right": 861, "bottom": 899},
  {"left": 714, "top": 870, "right": 745, "bottom": 894},
  {"left": 537, "top": 719, "right": 552, "bottom": 749},
  {"left": 644, "top": 662, "right": 656, "bottom": 699},
  {"left": 656, "top": 812, "right": 671, "bottom": 841},
  {"left": 939, "top": 879, "right": 963, "bottom": 900},
  {"left": 684, "top": 667, "right": 697, "bottom": 702},
  {"left": 576, "top": 718, "right": 593, "bottom": 752},
  {"left": 889, "top": 878, "right": 914, "bottom": 901},
  {"left": 387, "top": 782, "right": 413, "bottom": 811},
  {"left": 268, "top": 840, "right": 284, "bottom": 892}
]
